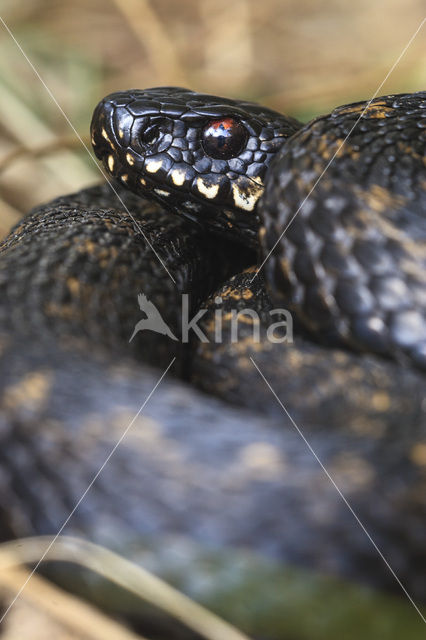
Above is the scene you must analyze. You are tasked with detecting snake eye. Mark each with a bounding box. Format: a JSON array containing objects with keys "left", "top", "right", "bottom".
[{"left": 202, "top": 118, "right": 247, "bottom": 159}]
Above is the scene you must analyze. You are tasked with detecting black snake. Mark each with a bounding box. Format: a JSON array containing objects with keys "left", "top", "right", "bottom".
[{"left": 0, "top": 88, "right": 425, "bottom": 636}]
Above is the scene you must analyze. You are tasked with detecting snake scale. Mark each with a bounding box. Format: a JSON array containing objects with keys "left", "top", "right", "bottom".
[{"left": 0, "top": 87, "right": 426, "bottom": 634}]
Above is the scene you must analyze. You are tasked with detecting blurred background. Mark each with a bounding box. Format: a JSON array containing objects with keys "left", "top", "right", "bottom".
[
  {"left": 0, "top": 2, "right": 425, "bottom": 638},
  {"left": 0, "top": 0, "right": 425, "bottom": 238}
]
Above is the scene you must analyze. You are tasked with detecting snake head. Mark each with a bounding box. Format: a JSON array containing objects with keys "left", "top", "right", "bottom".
[{"left": 91, "top": 87, "right": 301, "bottom": 245}]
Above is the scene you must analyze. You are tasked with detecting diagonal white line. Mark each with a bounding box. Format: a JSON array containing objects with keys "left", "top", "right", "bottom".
[
  {"left": 0, "top": 357, "right": 176, "bottom": 624},
  {"left": 0, "top": 15, "right": 176, "bottom": 284},
  {"left": 250, "top": 356, "right": 426, "bottom": 624},
  {"left": 251, "top": 16, "right": 426, "bottom": 282}
]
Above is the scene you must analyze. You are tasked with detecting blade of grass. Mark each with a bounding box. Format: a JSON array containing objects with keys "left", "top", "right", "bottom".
[
  {"left": 0, "top": 78, "right": 95, "bottom": 190},
  {"left": 0, "top": 135, "right": 91, "bottom": 174},
  {"left": 0, "top": 535, "right": 252, "bottom": 640},
  {"left": 0, "top": 566, "right": 145, "bottom": 640},
  {"left": 111, "top": 0, "right": 189, "bottom": 86}
]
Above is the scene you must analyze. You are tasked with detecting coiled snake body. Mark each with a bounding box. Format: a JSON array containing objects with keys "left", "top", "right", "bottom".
[{"left": 0, "top": 88, "right": 426, "bottom": 633}]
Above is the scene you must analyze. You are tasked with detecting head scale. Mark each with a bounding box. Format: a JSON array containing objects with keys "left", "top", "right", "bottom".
[{"left": 91, "top": 87, "right": 301, "bottom": 243}]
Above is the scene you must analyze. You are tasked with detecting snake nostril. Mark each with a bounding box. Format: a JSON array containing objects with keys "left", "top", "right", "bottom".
[{"left": 140, "top": 126, "right": 160, "bottom": 146}]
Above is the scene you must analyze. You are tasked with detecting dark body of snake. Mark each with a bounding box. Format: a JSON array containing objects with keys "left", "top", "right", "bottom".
[{"left": 0, "top": 88, "right": 426, "bottom": 634}]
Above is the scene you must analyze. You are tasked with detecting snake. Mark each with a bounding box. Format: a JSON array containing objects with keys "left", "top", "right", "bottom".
[{"left": 0, "top": 87, "right": 425, "bottom": 636}]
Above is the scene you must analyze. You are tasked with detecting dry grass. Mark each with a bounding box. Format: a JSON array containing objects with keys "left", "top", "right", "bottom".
[
  {"left": 0, "top": 3, "right": 425, "bottom": 638},
  {"left": 0, "top": 568, "right": 144, "bottom": 640},
  {"left": 0, "top": 536, "right": 252, "bottom": 640}
]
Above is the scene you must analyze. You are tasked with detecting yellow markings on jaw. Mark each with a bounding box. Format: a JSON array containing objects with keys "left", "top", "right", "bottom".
[
  {"left": 91, "top": 132, "right": 96, "bottom": 146},
  {"left": 171, "top": 168, "right": 186, "bottom": 186},
  {"left": 121, "top": 174, "right": 128, "bottom": 182},
  {"left": 126, "top": 153, "right": 135, "bottom": 166},
  {"left": 145, "top": 159, "right": 163, "bottom": 173},
  {"left": 107, "top": 155, "right": 115, "bottom": 172},
  {"left": 196, "top": 177, "right": 219, "bottom": 199},
  {"left": 232, "top": 180, "right": 263, "bottom": 211},
  {"left": 250, "top": 175, "right": 264, "bottom": 187},
  {"left": 154, "top": 188, "right": 170, "bottom": 197},
  {"left": 102, "top": 127, "right": 116, "bottom": 150},
  {"left": 140, "top": 177, "right": 147, "bottom": 186}
]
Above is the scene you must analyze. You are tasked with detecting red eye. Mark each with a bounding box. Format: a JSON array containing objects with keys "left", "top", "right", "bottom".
[{"left": 202, "top": 118, "right": 247, "bottom": 159}]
